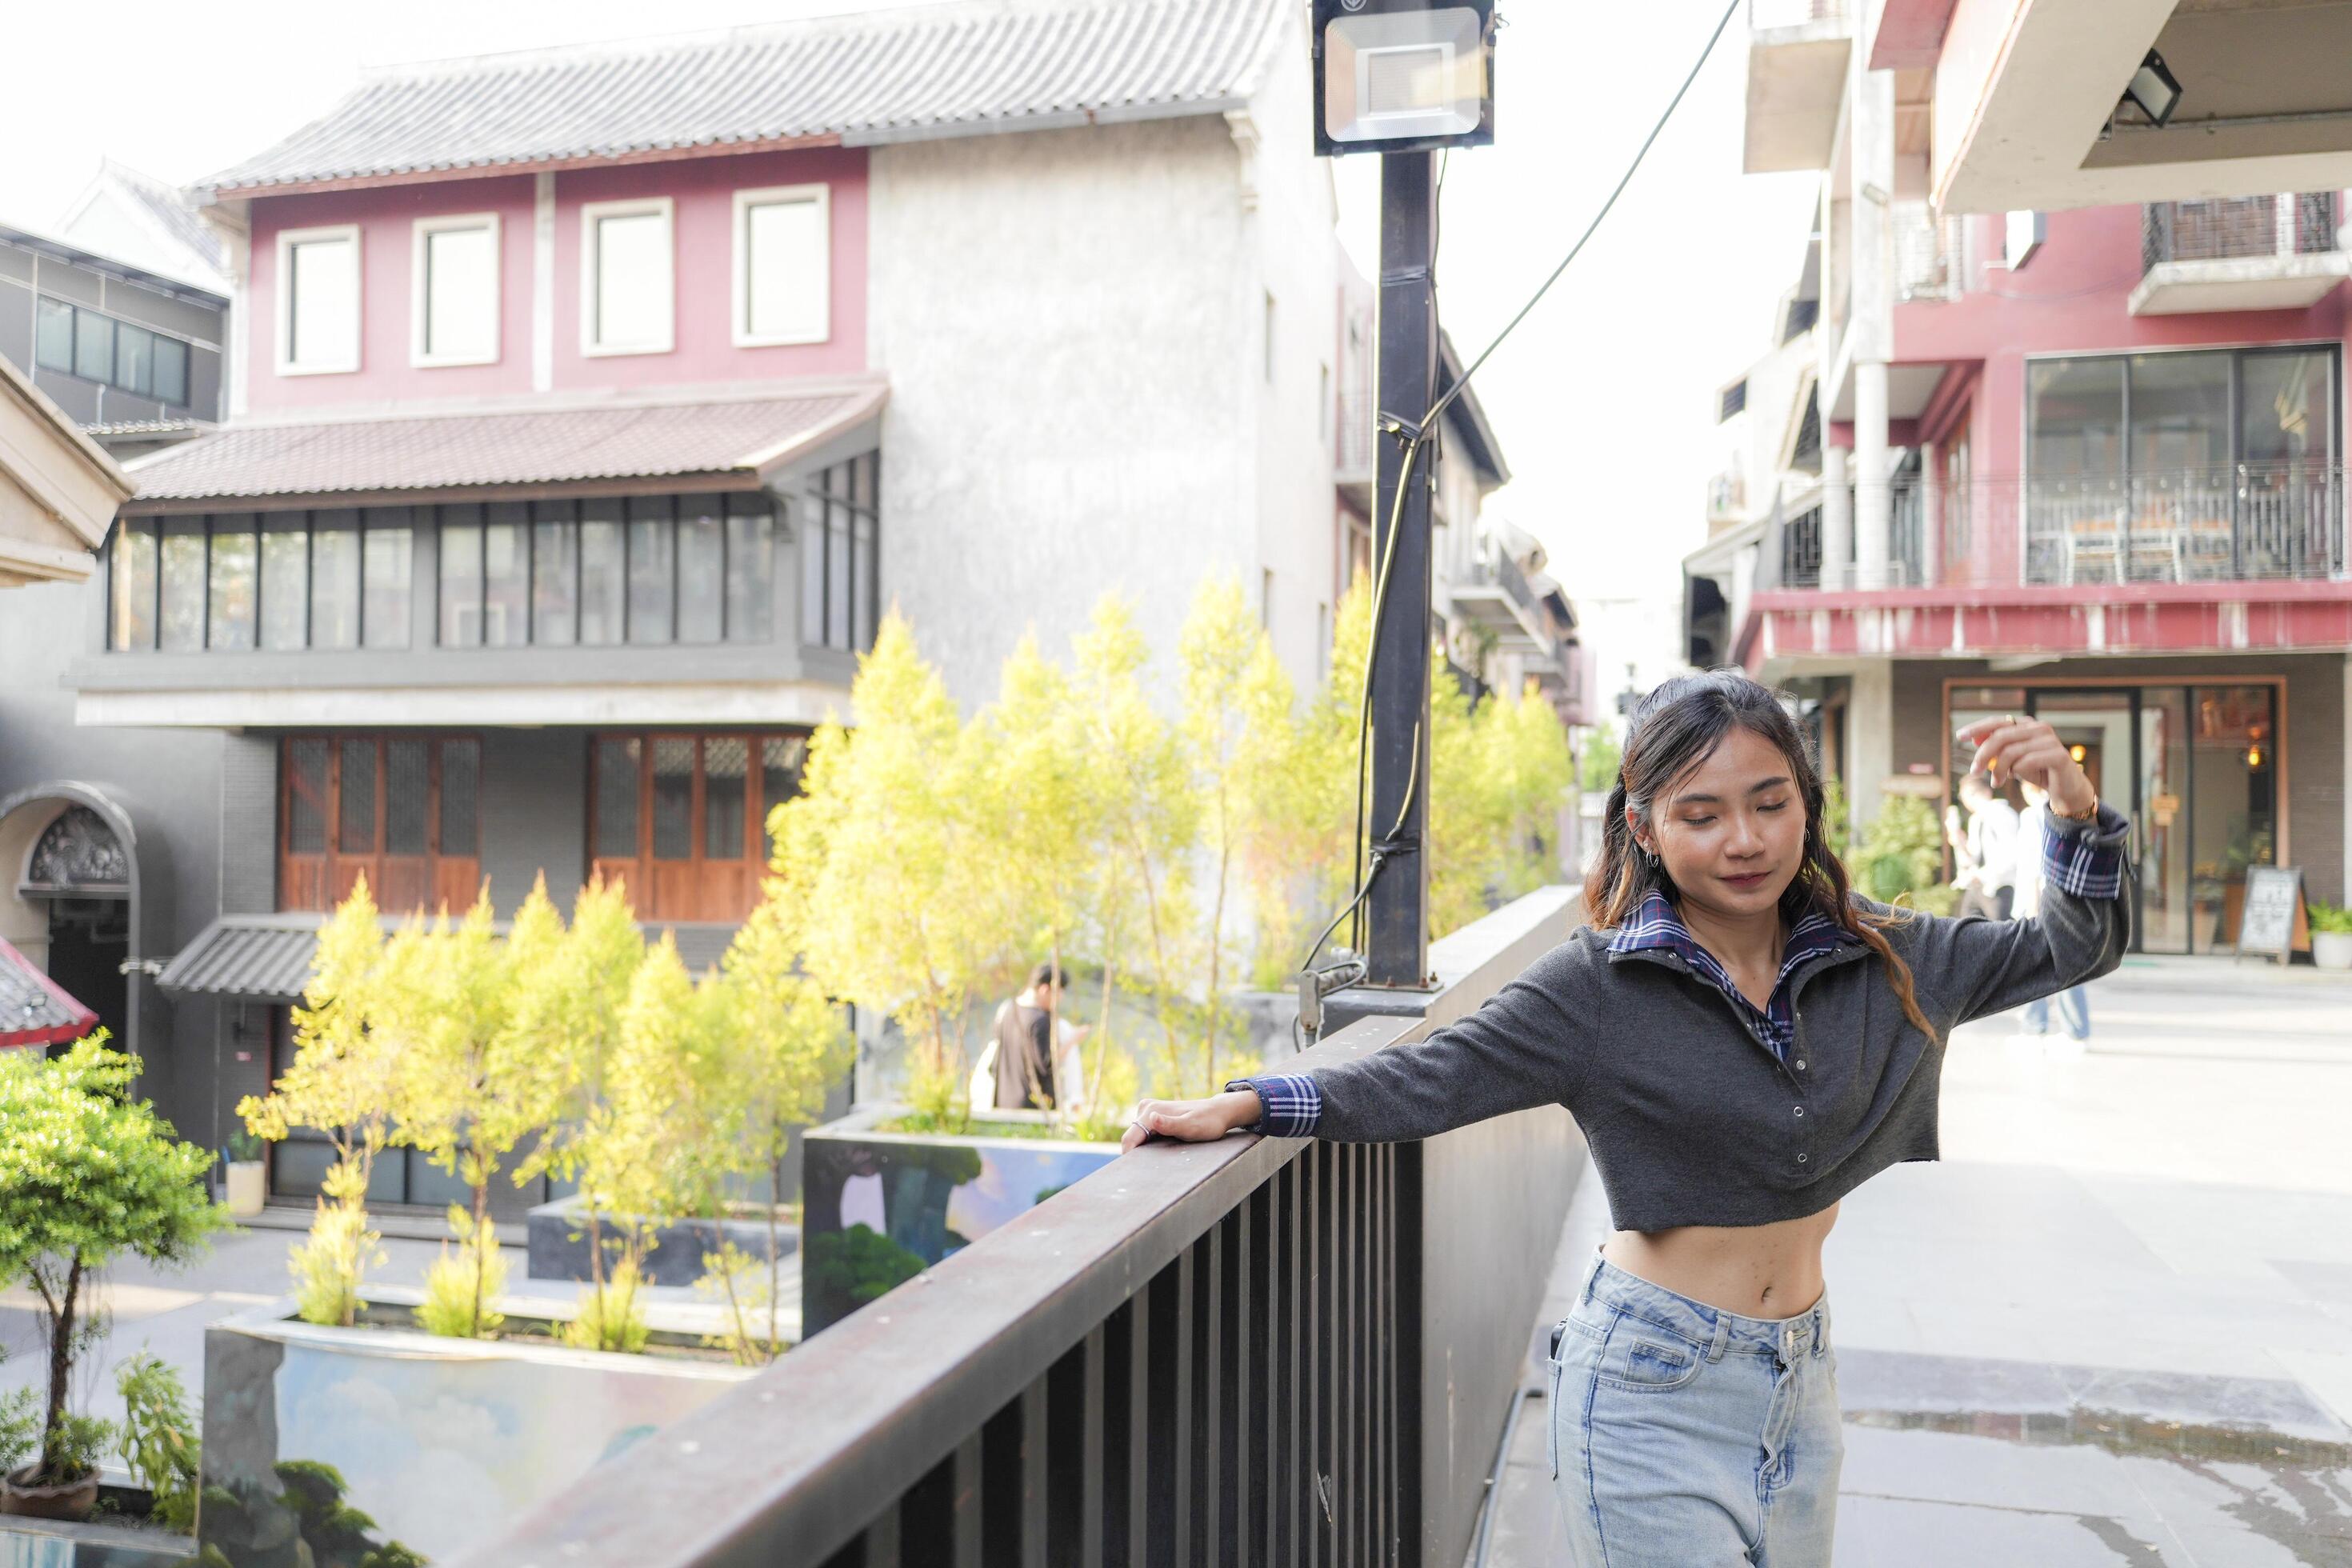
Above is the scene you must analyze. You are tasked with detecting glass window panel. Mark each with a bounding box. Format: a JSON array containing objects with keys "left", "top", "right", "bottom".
[
  {"left": 593, "top": 738, "right": 642, "bottom": 861},
  {"left": 152, "top": 335, "right": 189, "bottom": 406},
  {"left": 798, "top": 497, "right": 825, "bottom": 650},
  {"left": 578, "top": 502, "right": 625, "bottom": 645},
  {"left": 438, "top": 505, "right": 483, "bottom": 646},
  {"left": 2028, "top": 358, "right": 2125, "bottom": 480},
  {"left": 626, "top": 497, "right": 673, "bottom": 643},
  {"left": 745, "top": 196, "right": 825, "bottom": 340},
  {"left": 362, "top": 510, "right": 412, "bottom": 650},
  {"left": 158, "top": 518, "right": 206, "bottom": 651},
  {"left": 530, "top": 505, "right": 578, "bottom": 646},
  {"left": 288, "top": 235, "right": 358, "bottom": 370},
  {"left": 439, "top": 739, "right": 480, "bottom": 857},
  {"left": 2128, "top": 351, "right": 2231, "bottom": 474},
  {"left": 2240, "top": 349, "right": 2335, "bottom": 466},
  {"left": 826, "top": 502, "right": 851, "bottom": 649},
  {"left": 114, "top": 322, "right": 153, "bottom": 396},
  {"left": 111, "top": 521, "right": 157, "bottom": 650},
  {"left": 424, "top": 223, "right": 498, "bottom": 361},
  {"left": 34, "top": 298, "right": 74, "bottom": 373},
  {"left": 2140, "top": 688, "right": 2191, "bottom": 954},
  {"left": 2191, "top": 686, "right": 2278, "bottom": 954},
  {"left": 724, "top": 502, "right": 774, "bottom": 643},
  {"left": 651, "top": 738, "right": 694, "bottom": 862},
  {"left": 704, "top": 738, "right": 747, "bottom": 861},
  {"left": 261, "top": 514, "right": 308, "bottom": 650},
  {"left": 852, "top": 513, "right": 877, "bottom": 652},
  {"left": 594, "top": 210, "right": 670, "bottom": 350},
  {"left": 74, "top": 309, "right": 114, "bottom": 383},
  {"left": 287, "top": 738, "right": 329, "bottom": 854},
  {"left": 482, "top": 502, "right": 530, "bottom": 647},
  {"left": 309, "top": 510, "right": 362, "bottom": 650},
  {"left": 677, "top": 501, "right": 724, "bottom": 645},
  {"left": 338, "top": 738, "right": 377, "bottom": 853},
  {"left": 208, "top": 514, "right": 258, "bottom": 650},
  {"left": 386, "top": 739, "right": 429, "bottom": 855}
]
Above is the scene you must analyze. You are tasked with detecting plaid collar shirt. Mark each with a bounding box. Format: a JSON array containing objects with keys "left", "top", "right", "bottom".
[{"left": 1607, "top": 891, "right": 1861, "bottom": 1066}]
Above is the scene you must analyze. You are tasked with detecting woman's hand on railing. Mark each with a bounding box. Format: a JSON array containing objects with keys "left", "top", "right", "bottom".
[{"left": 1120, "top": 1090, "right": 1263, "bottom": 1153}]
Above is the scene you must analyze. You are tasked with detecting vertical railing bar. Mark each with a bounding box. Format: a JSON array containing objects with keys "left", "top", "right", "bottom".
[
  {"left": 869, "top": 1501, "right": 901, "bottom": 1568},
  {"left": 954, "top": 1433, "right": 984, "bottom": 1568},
  {"left": 1353, "top": 1139, "right": 1370, "bottom": 1565},
  {"left": 1126, "top": 1294, "right": 1151, "bottom": 1568},
  {"left": 1370, "top": 1142, "right": 1387, "bottom": 1566},
  {"left": 1224, "top": 1204, "right": 1249, "bottom": 1566},
  {"left": 1084, "top": 1326, "right": 1106, "bottom": 1568},
  {"left": 1021, "top": 1380, "right": 1049, "bottom": 1568},
  {"left": 1317, "top": 1142, "right": 1336, "bottom": 1567},
  {"left": 1339, "top": 1139, "right": 1355, "bottom": 1568},
  {"left": 1248, "top": 1179, "right": 1274, "bottom": 1566},
  {"left": 1198, "top": 1220, "right": 1222, "bottom": 1567},
  {"left": 1146, "top": 1259, "right": 1186, "bottom": 1568}
]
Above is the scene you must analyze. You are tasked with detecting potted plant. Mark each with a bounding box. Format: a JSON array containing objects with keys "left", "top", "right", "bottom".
[
  {"left": 223, "top": 1127, "right": 267, "bottom": 1218},
  {"left": 2310, "top": 900, "right": 2352, "bottom": 971},
  {"left": 0, "top": 1037, "right": 224, "bottom": 1522}
]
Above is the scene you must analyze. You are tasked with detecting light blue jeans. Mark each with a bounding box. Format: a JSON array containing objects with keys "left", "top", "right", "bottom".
[
  {"left": 1550, "top": 1252, "right": 1842, "bottom": 1566},
  {"left": 2022, "top": 985, "right": 2091, "bottom": 1041}
]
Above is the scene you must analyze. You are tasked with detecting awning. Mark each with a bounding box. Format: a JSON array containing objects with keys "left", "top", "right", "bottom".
[
  {"left": 159, "top": 913, "right": 743, "bottom": 1002},
  {"left": 0, "top": 937, "right": 100, "bottom": 1049},
  {"left": 120, "top": 381, "right": 886, "bottom": 511}
]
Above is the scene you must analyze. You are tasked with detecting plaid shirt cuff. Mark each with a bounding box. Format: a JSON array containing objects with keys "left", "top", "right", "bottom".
[
  {"left": 1229, "top": 1074, "right": 1322, "bottom": 1138},
  {"left": 2044, "top": 802, "right": 2130, "bottom": 901}
]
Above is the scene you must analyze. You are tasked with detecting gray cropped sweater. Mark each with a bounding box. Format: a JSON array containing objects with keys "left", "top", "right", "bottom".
[{"left": 1239, "top": 806, "right": 2134, "bottom": 1232}]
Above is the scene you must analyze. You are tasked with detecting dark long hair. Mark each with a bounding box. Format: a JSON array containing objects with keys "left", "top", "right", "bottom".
[{"left": 1585, "top": 670, "right": 1936, "bottom": 1042}]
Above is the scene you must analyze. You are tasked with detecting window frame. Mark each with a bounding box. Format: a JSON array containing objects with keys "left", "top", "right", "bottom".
[
  {"left": 586, "top": 730, "right": 808, "bottom": 921},
  {"left": 580, "top": 197, "right": 675, "bottom": 358},
  {"left": 33, "top": 298, "right": 198, "bottom": 406},
  {"left": 277, "top": 732, "right": 483, "bottom": 914},
  {"left": 410, "top": 211, "right": 504, "bottom": 369},
  {"left": 730, "top": 184, "right": 832, "bottom": 349},
  {"left": 275, "top": 223, "right": 364, "bottom": 377}
]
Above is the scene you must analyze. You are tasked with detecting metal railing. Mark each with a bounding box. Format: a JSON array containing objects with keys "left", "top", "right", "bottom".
[
  {"left": 1337, "top": 390, "right": 1377, "bottom": 484},
  {"left": 1763, "top": 466, "right": 2349, "bottom": 590},
  {"left": 1749, "top": 0, "right": 1844, "bottom": 29},
  {"left": 466, "top": 890, "right": 1582, "bottom": 1568},
  {"left": 2142, "top": 194, "right": 2341, "bottom": 270}
]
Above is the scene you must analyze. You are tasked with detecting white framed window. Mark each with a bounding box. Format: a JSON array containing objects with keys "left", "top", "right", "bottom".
[
  {"left": 732, "top": 185, "right": 831, "bottom": 348},
  {"left": 411, "top": 213, "right": 502, "bottom": 367},
  {"left": 276, "top": 224, "right": 361, "bottom": 376},
  {"left": 580, "top": 197, "right": 674, "bottom": 357}
]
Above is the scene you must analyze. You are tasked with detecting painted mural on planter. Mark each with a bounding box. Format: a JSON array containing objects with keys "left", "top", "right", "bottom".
[
  {"left": 198, "top": 1304, "right": 747, "bottom": 1566},
  {"left": 799, "top": 1110, "right": 1119, "bottom": 1337}
]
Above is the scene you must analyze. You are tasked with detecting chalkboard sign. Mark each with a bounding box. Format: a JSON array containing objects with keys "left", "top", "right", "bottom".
[{"left": 2238, "top": 866, "right": 2306, "bottom": 962}]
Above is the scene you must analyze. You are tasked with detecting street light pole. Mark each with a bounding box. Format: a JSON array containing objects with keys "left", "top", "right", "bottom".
[{"left": 1366, "top": 150, "right": 1439, "bottom": 990}]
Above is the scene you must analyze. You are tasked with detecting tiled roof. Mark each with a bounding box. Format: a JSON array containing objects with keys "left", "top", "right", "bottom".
[
  {"left": 100, "top": 160, "right": 229, "bottom": 274},
  {"left": 198, "top": 0, "right": 1286, "bottom": 195},
  {"left": 160, "top": 914, "right": 742, "bottom": 1002},
  {"left": 0, "top": 938, "right": 100, "bottom": 1050},
  {"left": 121, "top": 384, "right": 886, "bottom": 505}
]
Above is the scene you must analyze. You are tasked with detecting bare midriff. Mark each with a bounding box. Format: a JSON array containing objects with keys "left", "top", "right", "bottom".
[{"left": 1601, "top": 1203, "right": 1839, "bottom": 1320}]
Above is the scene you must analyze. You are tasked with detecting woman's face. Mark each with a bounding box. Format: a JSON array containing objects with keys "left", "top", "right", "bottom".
[{"left": 1633, "top": 724, "right": 1808, "bottom": 922}]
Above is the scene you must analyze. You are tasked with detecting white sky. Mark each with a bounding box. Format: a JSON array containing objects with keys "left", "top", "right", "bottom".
[{"left": 0, "top": 0, "right": 1816, "bottom": 678}]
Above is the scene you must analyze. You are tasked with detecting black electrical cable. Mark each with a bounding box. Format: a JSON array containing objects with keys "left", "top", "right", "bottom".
[{"left": 1329, "top": 0, "right": 1741, "bottom": 967}]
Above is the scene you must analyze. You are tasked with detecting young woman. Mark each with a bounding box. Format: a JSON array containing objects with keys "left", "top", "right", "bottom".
[{"left": 1121, "top": 670, "right": 2130, "bottom": 1567}]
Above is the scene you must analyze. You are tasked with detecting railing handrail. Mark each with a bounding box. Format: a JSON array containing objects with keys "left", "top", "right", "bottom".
[
  {"left": 2142, "top": 191, "right": 2341, "bottom": 269},
  {"left": 468, "top": 887, "right": 1582, "bottom": 1568}
]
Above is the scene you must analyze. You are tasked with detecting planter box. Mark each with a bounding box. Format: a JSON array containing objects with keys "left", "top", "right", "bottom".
[
  {"left": 0, "top": 1507, "right": 196, "bottom": 1566},
  {"left": 800, "top": 1105, "right": 1121, "bottom": 1339},
  {"left": 2316, "top": 930, "right": 2352, "bottom": 971},
  {"left": 198, "top": 1287, "right": 754, "bottom": 1566},
  {"left": 526, "top": 1193, "right": 798, "bottom": 1287},
  {"left": 223, "top": 1161, "right": 266, "bottom": 1218}
]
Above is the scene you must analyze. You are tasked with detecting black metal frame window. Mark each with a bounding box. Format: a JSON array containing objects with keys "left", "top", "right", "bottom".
[
  {"left": 436, "top": 493, "right": 775, "bottom": 648},
  {"left": 802, "top": 452, "right": 879, "bottom": 654},
  {"left": 108, "top": 509, "right": 413, "bottom": 653},
  {"left": 33, "top": 295, "right": 194, "bottom": 406}
]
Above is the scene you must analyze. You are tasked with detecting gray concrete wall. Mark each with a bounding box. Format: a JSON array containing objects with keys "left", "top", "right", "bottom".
[{"left": 867, "top": 66, "right": 1340, "bottom": 707}]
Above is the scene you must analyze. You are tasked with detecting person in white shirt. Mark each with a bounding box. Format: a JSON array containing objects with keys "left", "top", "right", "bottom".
[
  {"left": 2013, "top": 778, "right": 2093, "bottom": 1046},
  {"left": 1947, "top": 772, "right": 2022, "bottom": 921}
]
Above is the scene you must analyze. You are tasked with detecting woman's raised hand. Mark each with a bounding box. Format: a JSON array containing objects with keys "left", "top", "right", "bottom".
[
  {"left": 1956, "top": 714, "right": 2099, "bottom": 817},
  {"left": 1119, "top": 1090, "right": 1263, "bottom": 1153}
]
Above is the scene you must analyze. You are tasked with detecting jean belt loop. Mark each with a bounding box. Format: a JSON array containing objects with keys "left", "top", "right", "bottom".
[
  {"left": 1706, "top": 1312, "right": 1732, "bottom": 1364},
  {"left": 1813, "top": 1303, "right": 1830, "bottom": 1360}
]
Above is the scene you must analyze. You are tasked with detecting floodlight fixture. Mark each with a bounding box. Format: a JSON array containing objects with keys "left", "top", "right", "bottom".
[
  {"left": 2122, "top": 49, "right": 2182, "bottom": 129},
  {"left": 1313, "top": 0, "right": 1498, "bottom": 157}
]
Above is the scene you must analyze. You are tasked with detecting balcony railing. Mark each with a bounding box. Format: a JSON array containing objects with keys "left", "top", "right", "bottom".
[
  {"left": 1337, "top": 390, "right": 1377, "bottom": 486},
  {"left": 466, "top": 890, "right": 1582, "bottom": 1568},
  {"left": 2143, "top": 194, "right": 2341, "bottom": 270},
  {"left": 1894, "top": 202, "right": 1965, "bottom": 302},
  {"left": 1765, "top": 466, "right": 2349, "bottom": 591}
]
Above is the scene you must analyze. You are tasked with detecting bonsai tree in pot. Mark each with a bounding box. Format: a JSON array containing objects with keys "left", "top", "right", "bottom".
[{"left": 0, "top": 1036, "right": 224, "bottom": 1519}]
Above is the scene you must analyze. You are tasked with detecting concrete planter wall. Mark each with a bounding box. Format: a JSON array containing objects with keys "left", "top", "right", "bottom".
[
  {"left": 800, "top": 1106, "right": 1121, "bottom": 1338},
  {"left": 0, "top": 1502, "right": 195, "bottom": 1566},
  {"left": 198, "top": 1288, "right": 752, "bottom": 1566},
  {"left": 526, "top": 1193, "right": 798, "bottom": 1287}
]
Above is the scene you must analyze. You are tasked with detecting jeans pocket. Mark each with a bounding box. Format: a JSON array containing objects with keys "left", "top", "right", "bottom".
[{"left": 1596, "top": 1326, "right": 1705, "bottom": 1393}]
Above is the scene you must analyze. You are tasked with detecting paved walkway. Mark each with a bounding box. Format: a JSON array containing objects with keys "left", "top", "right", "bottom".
[{"left": 1474, "top": 956, "right": 2352, "bottom": 1567}]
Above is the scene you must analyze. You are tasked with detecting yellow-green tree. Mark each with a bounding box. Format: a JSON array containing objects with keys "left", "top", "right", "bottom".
[
  {"left": 780, "top": 614, "right": 997, "bottom": 1129},
  {"left": 239, "top": 879, "right": 400, "bottom": 1326}
]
